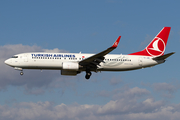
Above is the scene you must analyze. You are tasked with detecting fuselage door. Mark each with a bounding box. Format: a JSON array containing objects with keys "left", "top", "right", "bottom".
[
  {"left": 139, "top": 57, "right": 143, "bottom": 66},
  {"left": 24, "top": 54, "right": 28, "bottom": 62}
]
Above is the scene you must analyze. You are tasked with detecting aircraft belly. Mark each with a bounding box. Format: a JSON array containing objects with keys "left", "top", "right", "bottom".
[
  {"left": 100, "top": 61, "right": 140, "bottom": 71},
  {"left": 98, "top": 67, "right": 142, "bottom": 71},
  {"left": 20, "top": 60, "right": 63, "bottom": 70}
]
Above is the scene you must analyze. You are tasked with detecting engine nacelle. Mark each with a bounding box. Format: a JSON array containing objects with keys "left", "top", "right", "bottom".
[
  {"left": 61, "top": 70, "right": 78, "bottom": 76},
  {"left": 62, "top": 62, "right": 79, "bottom": 70}
]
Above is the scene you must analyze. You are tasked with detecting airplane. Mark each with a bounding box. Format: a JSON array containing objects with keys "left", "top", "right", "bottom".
[{"left": 4, "top": 27, "right": 174, "bottom": 79}]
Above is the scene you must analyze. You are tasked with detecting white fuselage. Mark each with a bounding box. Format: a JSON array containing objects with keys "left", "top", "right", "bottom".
[
  {"left": 4, "top": 27, "right": 173, "bottom": 79},
  {"left": 4, "top": 52, "right": 164, "bottom": 72}
]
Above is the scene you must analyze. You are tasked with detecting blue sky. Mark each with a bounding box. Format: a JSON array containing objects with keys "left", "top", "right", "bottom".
[{"left": 0, "top": 0, "right": 180, "bottom": 120}]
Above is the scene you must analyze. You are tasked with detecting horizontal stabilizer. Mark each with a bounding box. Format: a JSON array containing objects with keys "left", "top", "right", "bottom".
[{"left": 153, "top": 52, "right": 175, "bottom": 60}]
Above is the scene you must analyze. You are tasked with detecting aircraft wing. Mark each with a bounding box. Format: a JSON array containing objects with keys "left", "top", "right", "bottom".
[{"left": 79, "top": 36, "right": 121, "bottom": 68}]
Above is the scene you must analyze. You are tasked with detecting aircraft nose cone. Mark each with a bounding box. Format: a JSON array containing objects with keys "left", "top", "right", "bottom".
[
  {"left": 4, "top": 60, "right": 8, "bottom": 64},
  {"left": 4, "top": 59, "right": 11, "bottom": 65}
]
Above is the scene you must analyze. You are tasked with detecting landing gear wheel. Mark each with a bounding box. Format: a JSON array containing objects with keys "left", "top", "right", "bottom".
[
  {"left": 20, "top": 71, "right": 24, "bottom": 76},
  {"left": 85, "top": 71, "right": 92, "bottom": 79}
]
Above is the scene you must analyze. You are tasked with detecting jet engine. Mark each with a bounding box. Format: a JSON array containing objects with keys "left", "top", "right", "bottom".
[
  {"left": 62, "top": 62, "right": 79, "bottom": 70},
  {"left": 61, "top": 70, "right": 78, "bottom": 76},
  {"left": 61, "top": 62, "right": 79, "bottom": 76}
]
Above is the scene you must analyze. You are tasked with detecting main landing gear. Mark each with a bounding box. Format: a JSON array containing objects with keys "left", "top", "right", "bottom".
[
  {"left": 85, "top": 70, "right": 92, "bottom": 79},
  {"left": 20, "top": 71, "right": 24, "bottom": 76}
]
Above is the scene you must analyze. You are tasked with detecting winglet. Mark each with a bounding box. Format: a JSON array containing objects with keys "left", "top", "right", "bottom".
[{"left": 111, "top": 36, "right": 121, "bottom": 48}]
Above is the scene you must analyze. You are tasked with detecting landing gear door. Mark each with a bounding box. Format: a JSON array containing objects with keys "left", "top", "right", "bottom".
[
  {"left": 139, "top": 57, "right": 143, "bottom": 66},
  {"left": 24, "top": 54, "right": 28, "bottom": 62}
]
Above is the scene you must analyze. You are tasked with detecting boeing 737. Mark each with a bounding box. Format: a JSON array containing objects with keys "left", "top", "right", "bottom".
[{"left": 4, "top": 27, "right": 174, "bottom": 79}]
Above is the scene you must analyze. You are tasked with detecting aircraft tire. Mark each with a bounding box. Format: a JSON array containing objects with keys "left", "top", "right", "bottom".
[
  {"left": 85, "top": 71, "right": 91, "bottom": 79},
  {"left": 20, "top": 71, "right": 24, "bottom": 76}
]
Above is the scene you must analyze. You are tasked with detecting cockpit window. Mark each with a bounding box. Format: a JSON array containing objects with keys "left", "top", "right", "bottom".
[{"left": 12, "top": 56, "right": 18, "bottom": 58}]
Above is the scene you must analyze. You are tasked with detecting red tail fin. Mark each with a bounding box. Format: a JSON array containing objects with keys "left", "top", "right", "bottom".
[{"left": 129, "top": 27, "right": 171, "bottom": 57}]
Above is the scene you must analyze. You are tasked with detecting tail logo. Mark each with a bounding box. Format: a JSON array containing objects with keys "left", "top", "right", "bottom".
[
  {"left": 114, "top": 42, "right": 118, "bottom": 46},
  {"left": 146, "top": 37, "right": 165, "bottom": 56}
]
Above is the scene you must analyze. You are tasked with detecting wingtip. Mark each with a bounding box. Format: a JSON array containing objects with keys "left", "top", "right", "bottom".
[{"left": 111, "top": 36, "right": 121, "bottom": 48}]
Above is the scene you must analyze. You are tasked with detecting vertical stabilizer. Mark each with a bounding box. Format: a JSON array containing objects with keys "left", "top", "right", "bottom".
[{"left": 129, "top": 27, "right": 171, "bottom": 57}]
